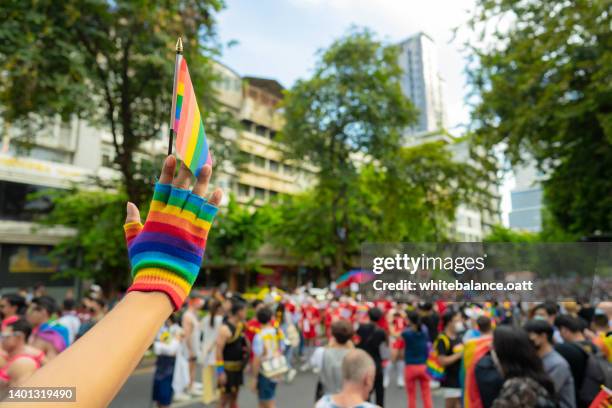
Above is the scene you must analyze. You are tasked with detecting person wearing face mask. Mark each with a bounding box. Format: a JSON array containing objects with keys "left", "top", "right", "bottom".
[
  {"left": 435, "top": 310, "right": 465, "bottom": 408},
  {"left": 488, "top": 326, "right": 557, "bottom": 408},
  {"left": 532, "top": 302, "right": 563, "bottom": 344},
  {"left": 524, "top": 319, "right": 576, "bottom": 408}
]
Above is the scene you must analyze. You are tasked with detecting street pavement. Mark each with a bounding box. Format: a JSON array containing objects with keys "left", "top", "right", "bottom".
[{"left": 110, "top": 364, "right": 447, "bottom": 408}]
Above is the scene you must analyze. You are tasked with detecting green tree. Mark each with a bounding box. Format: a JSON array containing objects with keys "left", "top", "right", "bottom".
[
  {"left": 365, "top": 141, "right": 493, "bottom": 242},
  {"left": 0, "top": 0, "right": 234, "bottom": 206},
  {"left": 483, "top": 224, "right": 539, "bottom": 243},
  {"left": 466, "top": 0, "right": 612, "bottom": 236},
  {"left": 205, "top": 195, "right": 274, "bottom": 283},
  {"left": 279, "top": 27, "right": 417, "bottom": 276},
  {"left": 270, "top": 141, "right": 492, "bottom": 270},
  {"left": 34, "top": 189, "right": 130, "bottom": 296}
]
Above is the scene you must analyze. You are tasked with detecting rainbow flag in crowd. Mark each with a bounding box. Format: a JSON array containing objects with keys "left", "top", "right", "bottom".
[
  {"left": 589, "top": 386, "right": 612, "bottom": 408},
  {"left": 172, "top": 57, "right": 212, "bottom": 177},
  {"left": 425, "top": 334, "right": 449, "bottom": 381},
  {"left": 335, "top": 270, "right": 375, "bottom": 289},
  {"left": 461, "top": 336, "right": 492, "bottom": 408},
  {"left": 35, "top": 319, "right": 70, "bottom": 353}
]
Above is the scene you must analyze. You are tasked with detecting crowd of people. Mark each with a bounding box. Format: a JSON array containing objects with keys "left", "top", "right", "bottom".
[
  {"left": 0, "top": 285, "right": 108, "bottom": 392},
  {"left": 151, "top": 291, "right": 612, "bottom": 408},
  {"left": 2, "top": 283, "right": 612, "bottom": 408}
]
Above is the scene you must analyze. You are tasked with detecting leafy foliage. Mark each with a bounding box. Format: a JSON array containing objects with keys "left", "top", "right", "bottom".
[
  {"left": 206, "top": 195, "right": 274, "bottom": 270},
  {"left": 483, "top": 224, "right": 539, "bottom": 243},
  {"left": 0, "top": 0, "right": 235, "bottom": 205},
  {"left": 34, "top": 189, "right": 131, "bottom": 294},
  {"left": 269, "top": 142, "right": 493, "bottom": 269},
  {"left": 278, "top": 27, "right": 418, "bottom": 275},
  {"left": 466, "top": 0, "right": 612, "bottom": 236}
]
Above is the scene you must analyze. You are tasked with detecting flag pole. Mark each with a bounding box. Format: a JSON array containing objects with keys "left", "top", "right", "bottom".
[{"left": 168, "top": 37, "right": 183, "bottom": 156}]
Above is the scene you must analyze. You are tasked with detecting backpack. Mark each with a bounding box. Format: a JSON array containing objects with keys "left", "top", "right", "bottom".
[
  {"left": 259, "top": 328, "right": 289, "bottom": 380},
  {"left": 493, "top": 377, "right": 558, "bottom": 408},
  {"left": 571, "top": 341, "right": 612, "bottom": 405}
]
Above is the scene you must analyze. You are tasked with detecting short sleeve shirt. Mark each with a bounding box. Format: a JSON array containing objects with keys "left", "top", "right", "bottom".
[{"left": 436, "top": 334, "right": 462, "bottom": 388}]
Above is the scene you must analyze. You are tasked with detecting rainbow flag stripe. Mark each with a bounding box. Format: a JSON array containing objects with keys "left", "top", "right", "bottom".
[
  {"left": 461, "top": 336, "right": 492, "bottom": 408},
  {"left": 173, "top": 58, "right": 212, "bottom": 177},
  {"left": 425, "top": 357, "right": 445, "bottom": 380}
]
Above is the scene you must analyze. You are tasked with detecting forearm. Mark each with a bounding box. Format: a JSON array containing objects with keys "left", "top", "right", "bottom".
[
  {"left": 252, "top": 356, "right": 261, "bottom": 377},
  {"left": 439, "top": 352, "right": 462, "bottom": 367},
  {"left": 1, "top": 292, "right": 172, "bottom": 408}
]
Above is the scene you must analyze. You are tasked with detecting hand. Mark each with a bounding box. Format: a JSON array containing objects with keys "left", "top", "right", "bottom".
[
  {"left": 124, "top": 156, "right": 223, "bottom": 310},
  {"left": 218, "top": 372, "right": 227, "bottom": 386}
]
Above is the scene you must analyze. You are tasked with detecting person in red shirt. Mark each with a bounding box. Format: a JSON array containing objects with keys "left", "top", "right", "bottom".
[
  {"left": 0, "top": 319, "right": 41, "bottom": 392},
  {"left": 324, "top": 301, "right": 340, "bottom": 339},
  {"left": 385, "top": 304, "right": 407, "bottom": 388},
  {"left": 245, "top": 300, "right": 264, "bottom": 346},
  {"left": 300, "top": 298, "right": 320, "bottom": 370}
]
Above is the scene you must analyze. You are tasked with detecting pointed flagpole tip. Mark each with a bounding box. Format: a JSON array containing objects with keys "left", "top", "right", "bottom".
[{"left": 176, "top": 37, "right": 183, "bottom": 53}]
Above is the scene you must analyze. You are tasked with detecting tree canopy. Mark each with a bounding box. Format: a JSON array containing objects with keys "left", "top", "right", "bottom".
[
  {"left": 269, "top": 141, "right": 492, "bottom": 272},
  {"left": 0, "top": 0, "right": 234, "bottom": 205},
  {"left": 279, "top": 28, "right": 418, "bottom": 275},
  {"left": 466, "top": 0, "right": 612, "bottom": 236}
]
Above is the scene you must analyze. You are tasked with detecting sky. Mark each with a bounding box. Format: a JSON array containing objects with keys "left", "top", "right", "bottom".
[
  {"left": 216, "top": 0, "right": 513, "bottom": 224},
  {"left": 217, "top": 0, "right": 478, "bottom": 129}
]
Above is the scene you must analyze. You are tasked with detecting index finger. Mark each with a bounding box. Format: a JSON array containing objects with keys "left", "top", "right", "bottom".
[{"left": 159, "top": 155, "right": 177, "bottom": 184}]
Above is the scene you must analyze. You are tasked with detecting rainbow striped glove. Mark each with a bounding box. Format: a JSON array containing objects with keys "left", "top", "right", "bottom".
[{"left": 124, "top": 183, "right": 218, "bottom": 310}]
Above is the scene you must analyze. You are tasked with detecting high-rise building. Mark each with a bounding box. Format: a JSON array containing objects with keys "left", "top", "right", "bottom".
[
  {"left": 397, "top": 33, "right": 500, "bottom": 241},
  {"left": 509, "top": 162, "right": 543, "bottom": 232},
  {"left": 397, "top": 32, "right": 447, "bottom": 137}
]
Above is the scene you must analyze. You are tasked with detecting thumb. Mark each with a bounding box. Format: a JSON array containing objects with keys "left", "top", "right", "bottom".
[{"left": 125, "top": 202, "right": 141, "bottom": 224}]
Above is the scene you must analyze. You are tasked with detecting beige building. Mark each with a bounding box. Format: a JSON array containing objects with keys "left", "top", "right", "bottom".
[{"left": 213, "top": 63, "right": 315, "bottom": 206}]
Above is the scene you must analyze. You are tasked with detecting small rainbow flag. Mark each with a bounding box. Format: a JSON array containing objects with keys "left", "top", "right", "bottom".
[{"left": 172, "top": 57, "right": 212, "bottom": 177}]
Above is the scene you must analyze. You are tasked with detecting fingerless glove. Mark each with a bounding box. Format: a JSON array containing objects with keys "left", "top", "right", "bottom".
[{"left": 124, "top": 183, "right": 218, "bottom": 310}]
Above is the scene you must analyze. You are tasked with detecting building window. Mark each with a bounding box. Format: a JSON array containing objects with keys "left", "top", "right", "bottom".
[
  {"left": 269, "top": 131, "right": 277, "bottom": 140},
  {"left": 269, "top": 160, "right": 279, "bottom": 172},
  {"left": 254, "top": 187, "right": 266, "bottom": 200},
  {"left": 241, "top": 120, "right": 254, "bottom": 132},
  {"left": 238, "top": 183, "right": 251, "bottom": 197},
  {"left": 282, "top": 164, "right": 293, "bottom": 176},
  {"left": 254, "top": 156, "right": 266, "bottom": 168},
  {"left": 102, "top": 153, "right": 113, "bottom": 167},
  {"left": 0, "top": 181, "right": 56, "bottom": 221},
  {"left": 269, "top": 190, "right": 278, "bottom": 199},
  {"left": 255, "top": 125, "right": 267, "bottom": 137}
]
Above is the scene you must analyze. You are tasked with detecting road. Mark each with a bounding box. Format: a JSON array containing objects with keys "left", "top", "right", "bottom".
[{"left": 110, "top": 364, "right": 447, "bottom": 408}]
